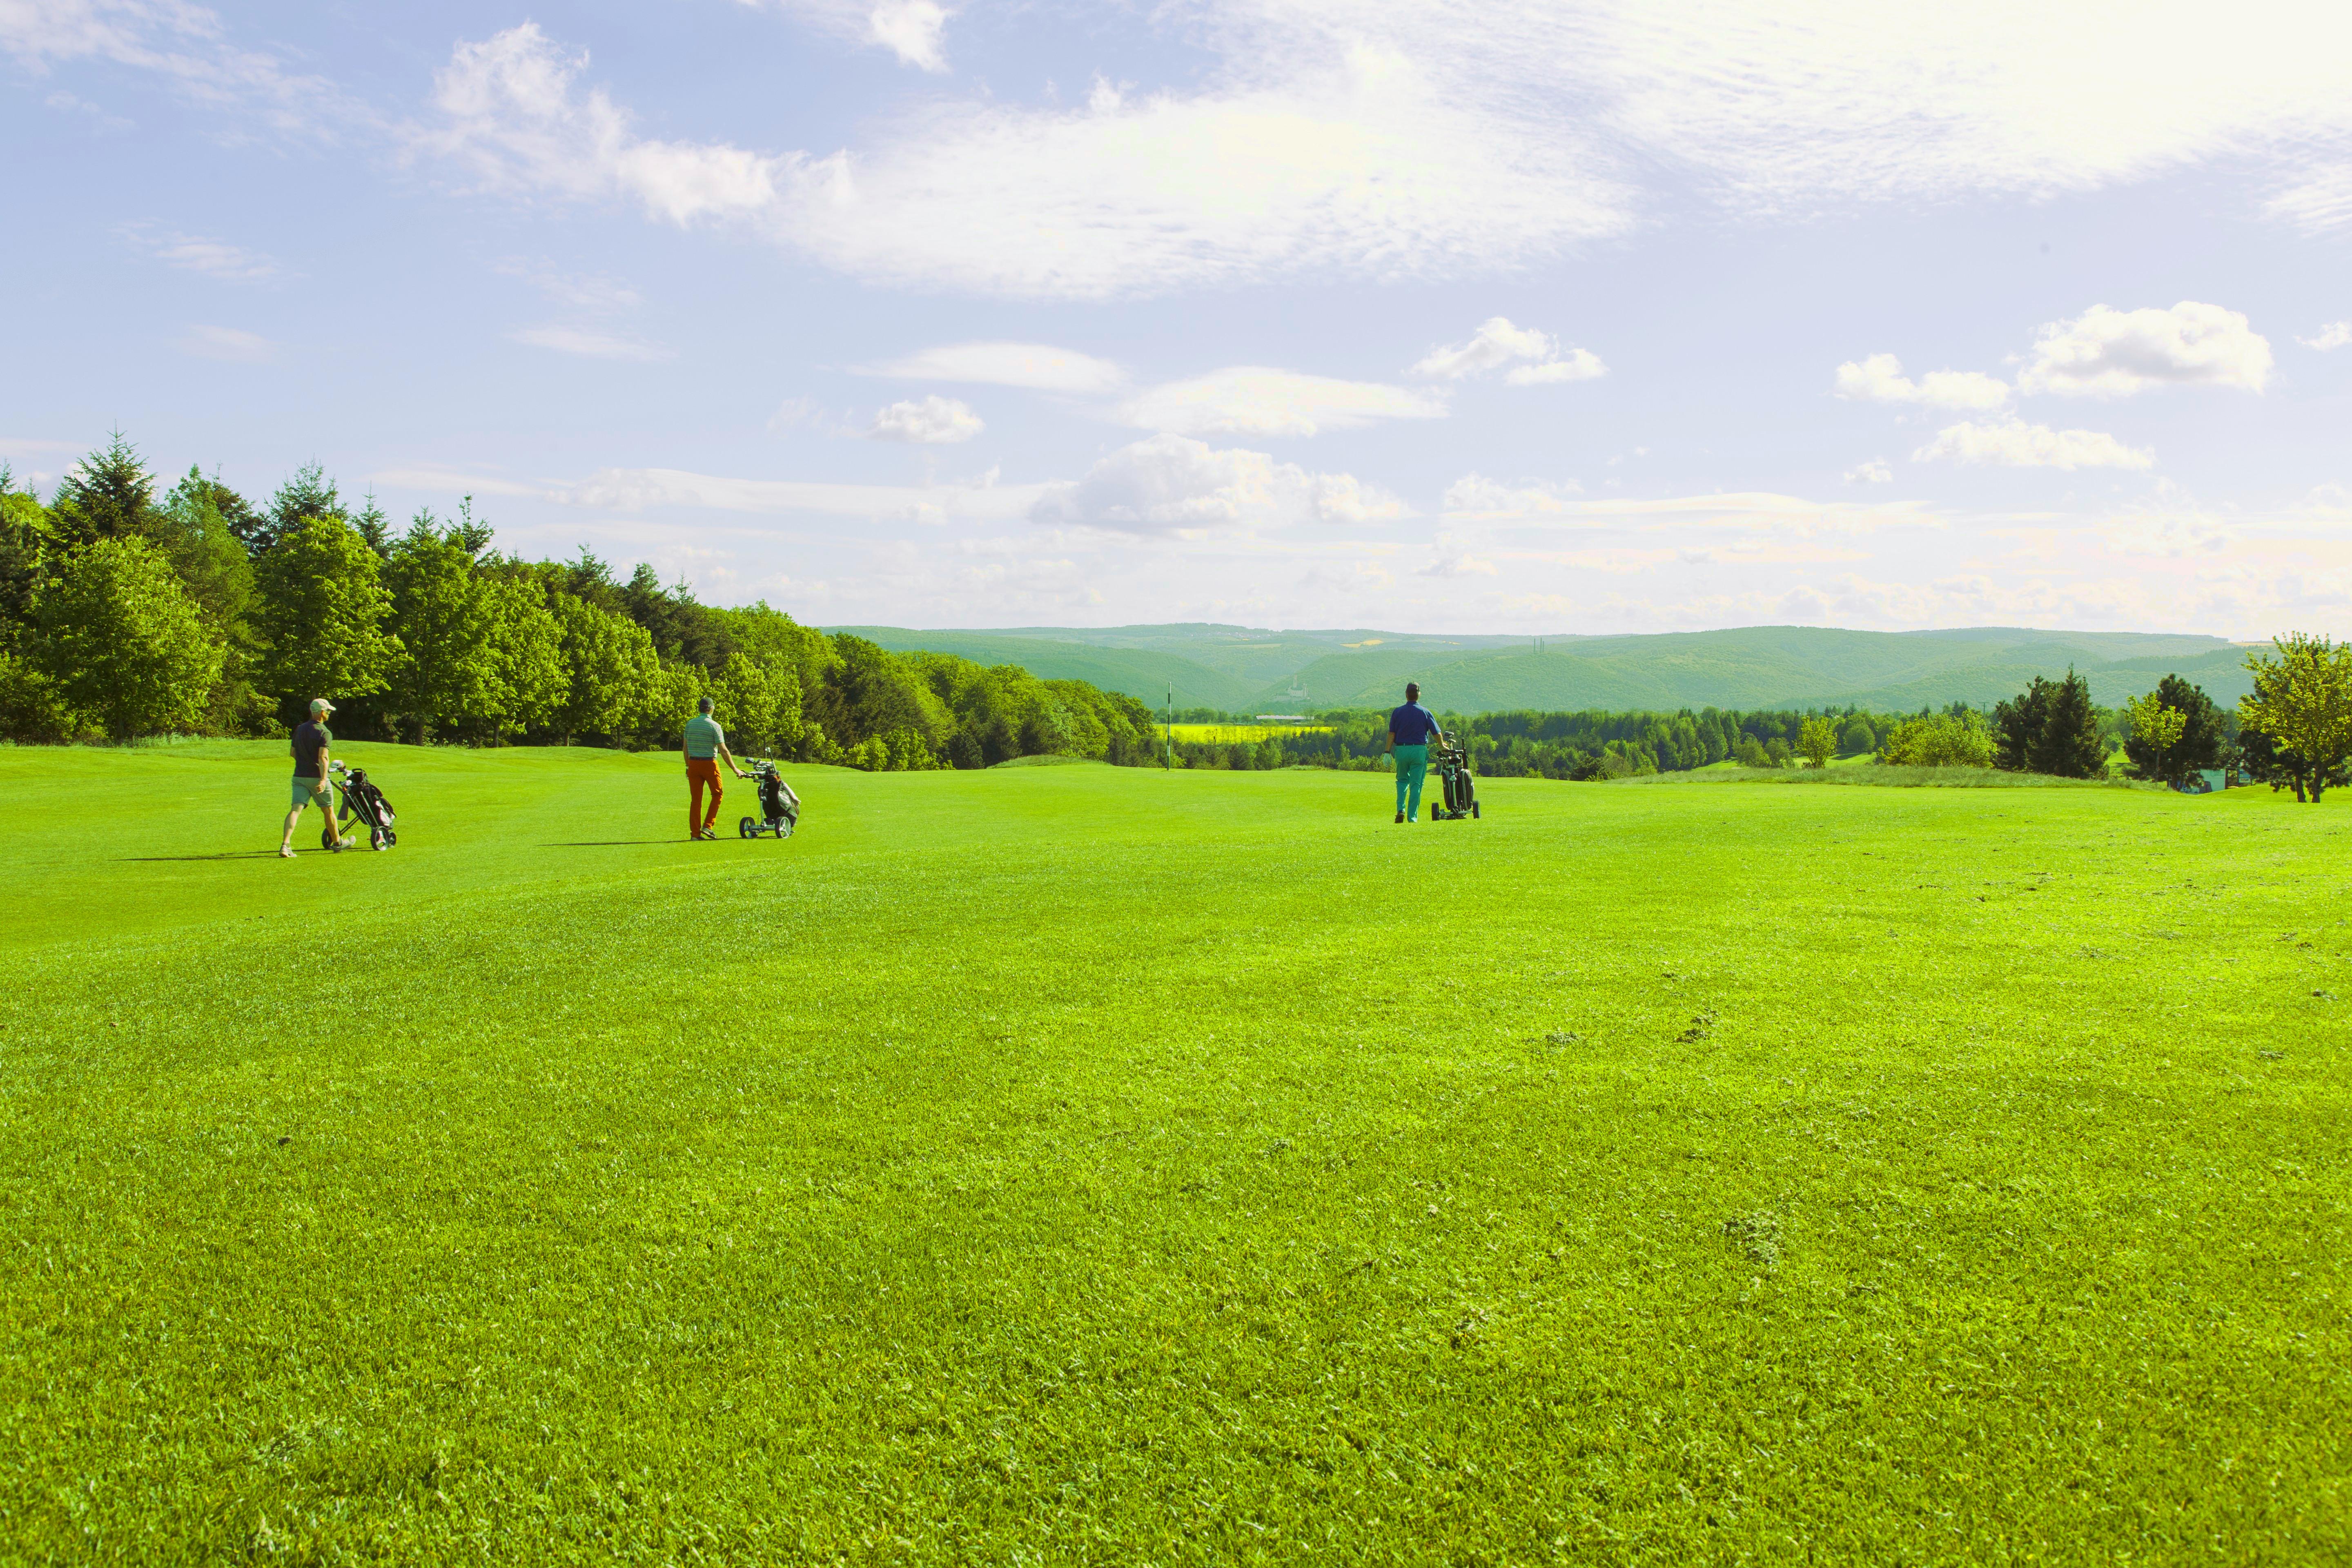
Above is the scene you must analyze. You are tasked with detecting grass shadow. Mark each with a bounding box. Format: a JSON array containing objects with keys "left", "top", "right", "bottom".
[{"left": 123, "top": 851, "right": 306, "bottom": 862}]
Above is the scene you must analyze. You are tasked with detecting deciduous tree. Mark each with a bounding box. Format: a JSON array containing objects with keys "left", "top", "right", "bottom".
[
  {"left": 34, "top": 536, "right": 221, "bottom": 738},
  {"left": 251, "top": 514, "right": 401, "bottom": 707},
  {"left": 2238, "top": 635, "right": 2352, "bottom": 803}
]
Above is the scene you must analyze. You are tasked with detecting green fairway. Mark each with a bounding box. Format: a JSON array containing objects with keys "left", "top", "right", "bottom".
[{"left": 1, "top": 742, "right": 2346, "bottom": 1563}]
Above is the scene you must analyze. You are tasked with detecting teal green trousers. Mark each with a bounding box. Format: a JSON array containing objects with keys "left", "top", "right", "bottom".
[{"left": 1392, "top": 744, "right": 1429, "bottom": 817}]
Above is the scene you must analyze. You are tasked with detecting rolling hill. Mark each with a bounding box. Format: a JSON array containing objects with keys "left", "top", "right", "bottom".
[{"left": 832, "top": 623, "right": 2256, "bottom": 714}]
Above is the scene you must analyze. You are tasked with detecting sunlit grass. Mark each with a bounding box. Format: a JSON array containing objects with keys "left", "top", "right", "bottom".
[{"left": 1, "top": 742, "right": 2345, "bottom": 1562}]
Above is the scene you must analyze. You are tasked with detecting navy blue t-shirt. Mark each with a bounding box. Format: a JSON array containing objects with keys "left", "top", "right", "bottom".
[{"left": 1389, "top": 702, "right": 1440, "bottom": 745}]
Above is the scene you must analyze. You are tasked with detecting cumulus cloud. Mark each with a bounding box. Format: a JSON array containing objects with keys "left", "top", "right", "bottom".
[
  {"left": 1832, "top": 353, "right": 2010, "bottom": 411},
  {"left": 2016, "top": 301, "right": 2272, "bottom": 396},
  {"left": 176, "top": 324, "right": 274, "bottom": 363},
  {"left": 1029, "top": 433, "right": 1402, "bottom": 536},
  {"left": 508, "top": 325, "right": 674, "bottom": 362},
  {"left": 1844, "top": 459, "right": 1893, "bottom": 484},
  {"left": 1419, "top": 555, "right": 1499, "bottom": 576},
  {"left": 859, "top": 341, "right": 1125, "bottom": 393},
  {"left": 2301, "top": 321, "right": 2352, "bottom": 351},
  {"left": 1115, "top": 368, "right": 1446, "bottom": 438},
  {"left": 1441, "top": 474, "right": 1580, "bottom": 519},
  {"left": 1912, "top": 418, "right": 2154, "bottom": 470},
  {"left": 868, "top": 394, "right": 984, "bottom": 443},
  {"left": 1412, "top": 317, "right": 1606, "bottom": 384}
]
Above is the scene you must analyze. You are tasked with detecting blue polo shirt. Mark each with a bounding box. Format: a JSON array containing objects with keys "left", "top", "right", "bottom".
[{"left": 1389, "top": 702, "right": 1440, "bottom": 745}]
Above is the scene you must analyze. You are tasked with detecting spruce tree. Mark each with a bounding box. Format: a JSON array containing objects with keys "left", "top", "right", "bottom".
[
  {"left": 250, "top": 462, "right": 347, "bottom": 555},
  {"left": 48, "top": 432, "right": 159, "bottom": 550}
]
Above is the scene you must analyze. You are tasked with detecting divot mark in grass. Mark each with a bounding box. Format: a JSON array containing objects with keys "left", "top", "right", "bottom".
[{"left": 1678, "top": 1011, "right": 1717, "bottom": 1043}]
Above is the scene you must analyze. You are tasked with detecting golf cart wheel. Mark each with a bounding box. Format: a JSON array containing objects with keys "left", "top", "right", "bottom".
[
  {"left": 1472, "top": 801, "right": 1481, "bottom": 819},
  {"left": 321, "top": 825, "right": 336, "bottom": 851},
  {"left": 383, "top": 829, "right": 397, "bottom": 848},
  {"left": 739, "top": 816, "right": 755, "bottom": 839},
  {"left": 370, "top": 827, "right": 387, "bottom": 851}
]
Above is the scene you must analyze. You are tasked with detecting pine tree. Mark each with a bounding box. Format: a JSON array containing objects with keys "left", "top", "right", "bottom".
[
  {"left": 249, "top": 462, "right": 348, "bottom": 555},
  {"left": 48, "top": 432, "right": 159, "bottom": 550}
]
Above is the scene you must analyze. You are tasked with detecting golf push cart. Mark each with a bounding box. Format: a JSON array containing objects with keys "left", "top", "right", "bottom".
[
  {"left": 738, "top": 759, "right": 800, "bottom": 841},
  {"left": 1430, "top": 730, "right": 1481, "bottom": 821},
  {"left": 325, "top": 761, "right": 399, "bottom": 851}
]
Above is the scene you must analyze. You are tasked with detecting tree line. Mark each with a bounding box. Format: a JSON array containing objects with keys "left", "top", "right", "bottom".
[
  {"left": 11, "top": 435, "right": 2348, "bottom": 797},
  {"left": 0, "top": 436, "right": 1160, "bottom": 768},
  {"left": 1159, "top": 654, "right": 2352, "bottom": 801}
]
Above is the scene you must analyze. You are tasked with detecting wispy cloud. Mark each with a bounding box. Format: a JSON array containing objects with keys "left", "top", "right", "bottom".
[
  {"left": 508, "top": 325, "right": 675, "bottom": 362},
  {"left": 859, "top": 341, "right": 1127, "bottom": 394},
  {"left": 1115, "top": 368, "right": 1446, "bottom": 438},
  {"left": 1031, "top": 434, "right": 1403, "bottom": 536},
  {"left": 2299, "top": 321, "right": 2352, "bottom": 351},
  {"left": 121, "top": 224, "right": 285, "bottom": 283},
  {"left": 176, "top": 324, "right": 275, "bottom": 363}
]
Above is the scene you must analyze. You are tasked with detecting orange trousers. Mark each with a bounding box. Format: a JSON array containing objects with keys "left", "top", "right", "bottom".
[{"left": 687, "top": 758, "right": 724, "bottom": 835}]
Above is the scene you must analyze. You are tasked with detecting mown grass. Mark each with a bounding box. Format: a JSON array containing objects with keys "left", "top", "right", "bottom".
[{"left": 0, "top": 740, "right": 2346, "bottom": 1564}]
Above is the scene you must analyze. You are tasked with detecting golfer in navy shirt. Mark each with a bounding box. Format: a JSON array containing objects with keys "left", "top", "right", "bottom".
[{"left": 1388, "top": 682, "right": 1442, "bottom": 822}]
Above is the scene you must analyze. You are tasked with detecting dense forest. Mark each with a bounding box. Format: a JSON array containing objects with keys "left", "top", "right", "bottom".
[{"left": 0, "top": 437, "right": 1160, "bottom": 768}]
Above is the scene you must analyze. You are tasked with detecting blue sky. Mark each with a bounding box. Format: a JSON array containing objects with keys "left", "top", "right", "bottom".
[{"left": 5, "top": 0, "right": 2349, "bottom": 636}]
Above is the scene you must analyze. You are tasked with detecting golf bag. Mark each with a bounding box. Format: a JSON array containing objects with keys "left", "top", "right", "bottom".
[
  {"left": 1430, "top": 731, "right": 1481, "bottom": 821},
  {"left": 330, "top": 763, "right": 399, "bottom": 851},
  {"left": 738, "top": 760, "right": 799, "bottom": 840}
]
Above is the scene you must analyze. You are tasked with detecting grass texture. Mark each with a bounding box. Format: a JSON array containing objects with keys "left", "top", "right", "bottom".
[{"left": 1, "top": 741, "right": 2346, "bottom": 1564}]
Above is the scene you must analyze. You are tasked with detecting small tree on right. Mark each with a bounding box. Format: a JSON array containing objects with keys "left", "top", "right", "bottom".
[
  {"left": 2121, "top": 675, "right": 2224, "bottom": 786},
  {"left": 1993, "top": 668, "right": 2106, "bottom": 777},
  {"left": 2237, "top": 634, "right": 2352, "bottom": 803}
]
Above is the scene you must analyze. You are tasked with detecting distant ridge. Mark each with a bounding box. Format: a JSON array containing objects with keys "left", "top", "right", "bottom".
[{"left": 831, "top": 623, "right": 2249, "bottom": 714}]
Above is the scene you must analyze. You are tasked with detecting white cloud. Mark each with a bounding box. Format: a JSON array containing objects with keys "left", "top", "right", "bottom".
[
  {"left": 866, "top": 0, "right": 949, "bottom": 71},
  {"left": 1, "top": 0, "right": 351, "bottom": 136},
  {"left": 176, "top": 324, "right": 274, "bottom": 363},
  {"left": 560, "top": 466, "right": 1048, "bottom": 525},
  {"left": 2016, "top": 301, "right": 2272, "bottom": 396},
  {"left": 1412, "top": 317, "right": 1605, "bottom": 384},
  {"left": 1029, "top": 433, "right": 1402, "bottom": 536},
  {"left": 1507, "top": 350, "right": 1608, "bottom": 385},
  {"left": 868, "top": 395, "right": 983, "bottom": 443},
  {"left": 120, "top": 225, "right": 283, "bottom": 283},
  {"left": 2266, "top": 162, "right": 2352, "bottom": 234},
  {"left": 421, "top": 23, "right": 1628, "bottom": 298},
  {"left": 1115, "top": 367, "right": 1446, "bottom": 438},
  {"left": 1844, "top": 459, "right": 1893, "bottom": 484},
  {"left": 1832, "top": 353, "right": 2010, "bottom": 410},
  {"left": 1912, "top": 418, "right": 2154, "bottom": 470},
  {"left": 1441, "top": 474, "right": 1580, "bottom": 519},
  {"left": 2301, "top": 321, "right": 2352, "bottom": 351},
  {"left": 423, "top": 26, "right": 788, "bottom": 227},
  {"left": 508, "top": 325, "right": 675, "bottom": 362},
  {"left": 734, "top": 0, "right": 952, "bottom": 72},
  {"left": 859, "top": 341, "right": 1126, "bottom": 393},
  {"left": 1419, "top": 555, "right": 1498, "bottom": 577}
]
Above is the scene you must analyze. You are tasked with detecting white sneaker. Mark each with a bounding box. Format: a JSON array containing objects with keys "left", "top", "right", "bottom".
[{"left": 279, "top": 845, "right": 295, "bottom": 858}]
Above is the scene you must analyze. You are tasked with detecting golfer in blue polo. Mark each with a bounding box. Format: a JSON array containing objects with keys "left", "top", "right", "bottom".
[{"left": 1387, "top": 682, "right": 1441, "bottom": 823}]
